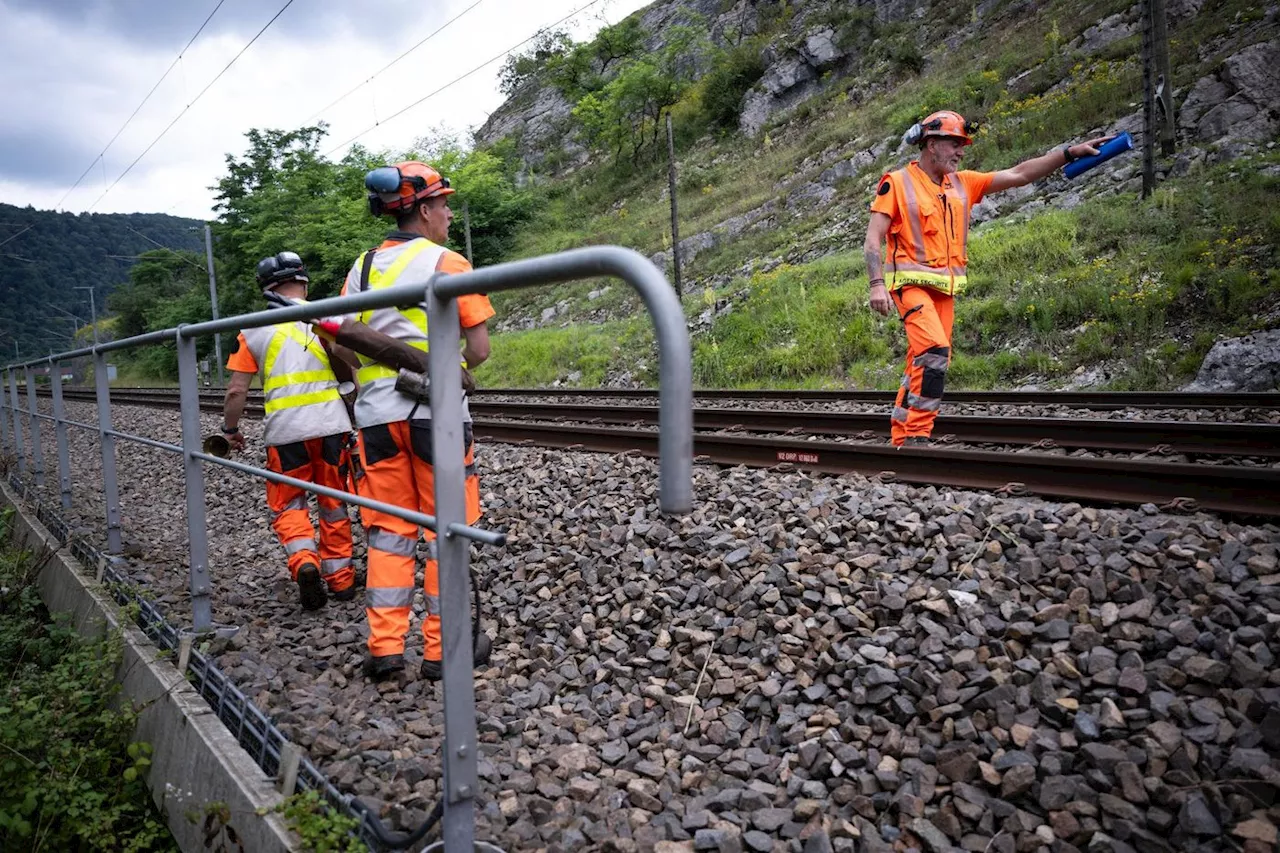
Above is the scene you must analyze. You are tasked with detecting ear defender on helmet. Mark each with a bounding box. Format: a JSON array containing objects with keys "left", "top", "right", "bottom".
[
  {"left": 364, "top": 163, "right": 453, "bottom": 218},
  {"left": 908, "top": 111, "right": 978, "bottom": 146},
  {"left": 905, "top": 117, "right": 945, "bottom": 146}
]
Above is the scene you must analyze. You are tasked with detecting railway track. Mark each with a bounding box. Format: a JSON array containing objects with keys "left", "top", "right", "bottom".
[
  {"left": 468, "top": 387, "right": 1280, "bottom": 410},
  {"left": 49, "top": 387, "right": 1280, "bottom": 516}
]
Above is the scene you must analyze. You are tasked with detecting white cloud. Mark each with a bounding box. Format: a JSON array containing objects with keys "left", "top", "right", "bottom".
[{"left": 0, "top": 0, "right": 651, "bottom": 220}]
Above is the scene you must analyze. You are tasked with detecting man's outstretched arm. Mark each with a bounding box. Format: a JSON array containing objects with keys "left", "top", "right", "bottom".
[{"left": 987, "top": 135, "right": 1114, "bottom": 194}]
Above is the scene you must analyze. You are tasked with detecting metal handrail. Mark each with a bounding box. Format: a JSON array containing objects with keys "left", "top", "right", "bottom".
[{"left": 1, "top": 245, "right": 693, "bottom": 853}]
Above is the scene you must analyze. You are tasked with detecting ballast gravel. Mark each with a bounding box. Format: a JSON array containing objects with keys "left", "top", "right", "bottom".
[{"left": 12, "top": 399, "right": 1280, "bottom": 853}]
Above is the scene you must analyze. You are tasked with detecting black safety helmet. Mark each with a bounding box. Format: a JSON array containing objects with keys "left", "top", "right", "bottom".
[{"left": 256, "top": 251, "right": 309, "bottom": 292}]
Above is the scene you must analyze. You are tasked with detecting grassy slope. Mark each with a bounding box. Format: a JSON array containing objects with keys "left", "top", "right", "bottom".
[{"left": 473, "top": 0, "right": 1280, "bottom": 390}]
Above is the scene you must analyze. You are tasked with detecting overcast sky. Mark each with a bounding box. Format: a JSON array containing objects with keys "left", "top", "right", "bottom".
[{"left": 0, "top": 0, "right": 651, "bottom": 221}]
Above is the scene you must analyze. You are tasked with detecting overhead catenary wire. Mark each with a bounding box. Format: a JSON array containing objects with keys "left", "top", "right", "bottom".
[
  {"left": 324, "top": 0, "right": 606, "bottom": 157},
  {"left": 0, "top": 225, "right": 34, "bottom": 251},
  {"left": 84, "top": 0, "right": 298, "bottom": 214},
  {"left": 53, "top": 0, "right": 227, "bottom": 211},
  {"left": 305, "top": 0, "right": 487, "bottom": 123},
  {"left": 121, "top": 224, "right": 208, "bottom": 272}
]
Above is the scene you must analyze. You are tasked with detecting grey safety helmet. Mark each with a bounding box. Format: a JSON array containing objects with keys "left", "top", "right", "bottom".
[{"left": 256, "top": 251, "right": 309, "bottom": 293}]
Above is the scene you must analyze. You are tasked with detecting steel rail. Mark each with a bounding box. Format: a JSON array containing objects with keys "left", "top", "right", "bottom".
[
  {"left": 57, "top": 386, "right": 1280, "bottom": 410},
  {"left": 57, "top": 390, "right": 1280, "bottom": 458},
  {"left": 51, "top": 390, "right": 1279, "bottom": 512},
  {"left": 466, "top": 402, "right": 1280, "bottom": 458},
  {"left": 467, "top": 387, "right": 1280, "bottom": 410},
  {"left": 474, "top": 421, "right": 1280, "bottom": 517}
]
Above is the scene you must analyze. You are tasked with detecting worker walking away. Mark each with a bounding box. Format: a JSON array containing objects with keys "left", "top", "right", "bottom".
[
  {"left": 864, "top": 110, "right": 1113, "bottom": 446},
  {"left": 223, "top": 252, "right": 357, "bottom": 610},
  {"left": 335, "top": 160, "right": 494, "bottom": 682}
]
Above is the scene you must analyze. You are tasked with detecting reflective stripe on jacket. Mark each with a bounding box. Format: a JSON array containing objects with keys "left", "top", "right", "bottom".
[
  {"left": 240, "top": 322, "right": 351, "bottom": 446},
  {"left": 346, "top": 238, "right": 472, "bottom": 428},
  {"left": 883, "top": 162, "right": 973, "bottom": 296}
]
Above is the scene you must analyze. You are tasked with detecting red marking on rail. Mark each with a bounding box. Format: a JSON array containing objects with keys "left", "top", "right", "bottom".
[{"left": 776, "top": 450, "right": 820, "bottom": 464}]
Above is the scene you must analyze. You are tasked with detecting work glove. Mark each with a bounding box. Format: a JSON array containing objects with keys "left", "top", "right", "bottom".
[{"left": 461, "top": 365, "right": 477, "bottom": 394}]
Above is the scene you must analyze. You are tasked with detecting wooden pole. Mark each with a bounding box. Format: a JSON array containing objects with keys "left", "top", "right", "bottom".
[
  {"left": 1151, "top": 0, "right": 1176, "bottom": 157},
  {"left": 1140, "top": 0, "right": 1156, "bottom": 198},
  {"left": 666, "top": 113, "right": 682, "bottom": 299}
]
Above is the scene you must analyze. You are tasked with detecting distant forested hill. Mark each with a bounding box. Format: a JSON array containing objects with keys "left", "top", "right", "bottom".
[{"left": 0, "top": 203, "right": 202, "bottom": 360}]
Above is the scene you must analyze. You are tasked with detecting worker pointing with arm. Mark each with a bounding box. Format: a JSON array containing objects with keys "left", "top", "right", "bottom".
[
  {"left": 333, "top": 161, "right": 494, "bottom": 683},
  {"left": 222, "top": 252, "right": 357, "bottom": 610},
  {"left": 865, "top": 110, "right": 1112, "bottom": 446}
]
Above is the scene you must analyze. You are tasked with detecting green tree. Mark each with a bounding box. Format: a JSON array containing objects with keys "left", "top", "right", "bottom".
[
  {"left": 104, "top": 249, "right": 218, "bottom": 378},
  {"left": 698, "top": 42, "right": 767, "bottom": 129},
  {"left": 571, "top": 25, "right": 708, "bottom": 165},
  {"left": 407, "top": 131, "right": 538, "bottom": 266},
  {"left": 592, "top": 16, "right": 646, "bottom": 72},
  {"left": 107, "top": 251, "right": 205, "bottom": 340},
  {"left": 0, "top": 203, "right": 201, "bottom": 360},
  {"left": 212, "top": 125, "right": 384, "bottom": 319},
  {"left": 497, "top": 28, "right": 574, "bottom": 96}
]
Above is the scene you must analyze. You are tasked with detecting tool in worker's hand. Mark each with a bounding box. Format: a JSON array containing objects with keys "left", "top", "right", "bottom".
[
  {"left": 202, "top": 434, "right": 231, "bottom": 458},
  {"left": 1064, "top": 132, "right": 1133, "bottom": 179}
]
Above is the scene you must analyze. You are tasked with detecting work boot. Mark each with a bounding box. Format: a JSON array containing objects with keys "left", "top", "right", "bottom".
[
  {"left": 900, "top": 436, "right": 933, "bottom": 448},
  {"left": 296, "top": 563, "right": 328, "bottom": 611},
  {"left": 362, "top": 653, "right": 404, "bottom": 681},
  {"left": 419, "top": 634, "right": 493, "bottom": 682},
  {"left": 330, "top": 585, "right": 357, "bottom": 602}
]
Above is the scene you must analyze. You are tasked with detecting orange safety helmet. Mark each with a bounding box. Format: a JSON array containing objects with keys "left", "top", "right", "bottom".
[
  {"left": 365, "top": 160, "right": 455, "bottom": 217},
  {"left": 905, "top": 110, "right": 977, "bottom": 147}
]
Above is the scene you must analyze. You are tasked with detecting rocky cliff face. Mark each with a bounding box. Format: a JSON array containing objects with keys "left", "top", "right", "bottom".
[
  {"left": 479, "top": 0, "right": 1279, "bottom": 177},
  {"left": 477, "top": 0, "right": 920, "bottom": 173}
]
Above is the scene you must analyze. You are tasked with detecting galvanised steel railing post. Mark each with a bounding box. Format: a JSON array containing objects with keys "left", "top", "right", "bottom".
[
  {"left": 176, "top": 330, "right": 213, "bottom": 632},
  {"left": 7, "top": 370, "right": 24, "bottom": 476},
  {"left": 48, "top": 360, "right": 73, "bottom": 509},
  {"left": 24, "top": 366, "right": 44, "bottom": 487},
  {"left": 94, "top": 351, "right": 123, "bottom": 554},
  {"left": 422, "top": 246, "right": 693, "bottom": 853},
  {"left": 425, "top": 282, "right": 477, "bottom": 852}
]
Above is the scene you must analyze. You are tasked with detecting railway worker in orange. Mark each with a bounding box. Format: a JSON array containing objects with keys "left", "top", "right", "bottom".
[
  {"left": 222, "top": 252, "right": 357, "bottom": 610},
  {"left": 335, "top": 160, "right": 493, "bottom": 682},
  {"left": 864, "top": 110, "right": 1113, "bottom": 446}
]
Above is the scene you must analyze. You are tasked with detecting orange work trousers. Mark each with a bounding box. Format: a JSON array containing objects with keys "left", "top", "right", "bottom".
[
  {"left": 357, "top": 420, "right": 480, "bottom": 660},
  {"left": 265, "top": 435, "right": 355, "bottom": 594},
  {"left": 890, "top": 286, "right": 955, "bottom": 445}
]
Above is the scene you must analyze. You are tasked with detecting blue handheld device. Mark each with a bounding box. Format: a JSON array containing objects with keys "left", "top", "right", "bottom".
[{"left": 1063, "top": 132, "right": 1133, "bottom": 179}]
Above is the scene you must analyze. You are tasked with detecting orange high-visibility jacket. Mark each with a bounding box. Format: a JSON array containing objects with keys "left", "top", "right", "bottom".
[{"left": 871, "top": 162, "right": 993, "bottom": 296}]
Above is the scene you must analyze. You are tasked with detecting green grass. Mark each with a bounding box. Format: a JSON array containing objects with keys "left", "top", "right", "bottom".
[
  {"left": 484, "top": 156, "right": 1280, "bottom": 391},
  {"left": 474, "top": 318, "right": 655, "bottom": 387}
]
